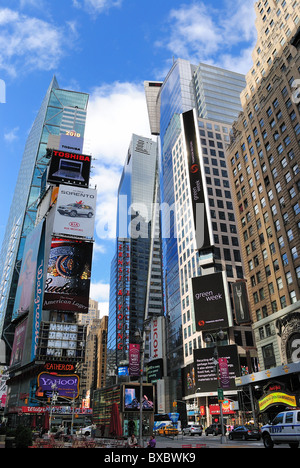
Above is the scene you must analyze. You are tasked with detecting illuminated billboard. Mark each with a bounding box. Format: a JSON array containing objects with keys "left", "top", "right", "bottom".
[
  {"left": 47, "top": 149, "right": 91, "bottom": 187},
  {"left": 192, "top": 271, "right": 232, "bottom": 332},
  {"left": 37, "top": 372, "right": 80, "bottom": 399},
  {"left": 43, "top": 238, "right": 92, "bottom": 313}
]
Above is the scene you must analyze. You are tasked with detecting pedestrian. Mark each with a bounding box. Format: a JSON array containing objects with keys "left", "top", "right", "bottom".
[
  {"left": 147, "top": 435, "right": 156, "bottom": 448},
  {"left": 127, "top": 433, "right": 138, "bottom": 448}
]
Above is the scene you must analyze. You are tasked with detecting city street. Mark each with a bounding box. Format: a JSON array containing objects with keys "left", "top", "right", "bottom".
[{"left": 152, "top": 434, "right": 295, "bottom": 449}]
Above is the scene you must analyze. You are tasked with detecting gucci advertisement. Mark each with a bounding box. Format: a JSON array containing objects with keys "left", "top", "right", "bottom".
[{"left": 43, "top": 238, "right": 93, "bottom": 313}]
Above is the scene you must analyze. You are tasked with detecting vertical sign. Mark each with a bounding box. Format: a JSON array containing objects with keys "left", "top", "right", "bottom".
[
  {"left": 182, "top": 109, "right": 213, "bottom": 251},
  {"left": 129, "top": 343, "right": 140, "bottom": 377},
  {"left": 117, "top": 240, "right": 130, "bottom": 355},
  {"left": 218, "top": 358, "right": 230, "bottom": 389}
]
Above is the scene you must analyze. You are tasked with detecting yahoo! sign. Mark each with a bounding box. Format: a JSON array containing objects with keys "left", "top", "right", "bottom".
[{"left": 38, "top": 373, "right": 79, "bottom": 398}]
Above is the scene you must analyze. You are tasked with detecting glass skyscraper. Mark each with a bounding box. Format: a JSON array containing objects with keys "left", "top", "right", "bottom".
[
  {"left": 0, "top": 77, "right": 88, "bottom": 360},
  {"left": 145, "top": 59, "right": 247, "bottom": 405},
  {"left": 106, "top": 134, "right": 164, "bottom": 384}
]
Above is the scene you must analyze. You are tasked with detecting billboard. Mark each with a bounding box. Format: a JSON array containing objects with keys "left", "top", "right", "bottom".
[
  {"left": 53, "top": 185, "right": 97, "bottom": 239},
  {"left": 123, "top": 384, "right": 154, "bottom": 411},
  {"left": 231, "top": 281, "right": 251, "bottom": 325},
  {"left": 43, "top": 238, "right": 93, "bottom": 313},
  {"left": 37, "top": 372, "right": 79, "bottom": 399},
  {"left": 12, "top": 221, "right": 44, "bottom": 320},
  {"left": 10, "top": 319, "right": 28, "bottom": 367},
  {"left": 181, "top": 109, "right": 213, "bottom": 251},
  {"left": 47, "top": 149, "right": 91, "bottom": 187},
  {"left": 183, "top": 345, "right": 240, "bottom": 395},
  {"left": 192, "top": 272, "right": 232, "bottom": 332}
]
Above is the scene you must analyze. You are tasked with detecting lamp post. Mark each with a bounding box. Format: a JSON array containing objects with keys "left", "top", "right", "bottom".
[{"left": 205, "top": 330, "right": 226, "bottom": 444}]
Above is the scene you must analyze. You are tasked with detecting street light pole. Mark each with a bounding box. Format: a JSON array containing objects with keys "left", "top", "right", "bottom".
[{"left": 205, "top": 330, "right": 226, "bottom": 445}]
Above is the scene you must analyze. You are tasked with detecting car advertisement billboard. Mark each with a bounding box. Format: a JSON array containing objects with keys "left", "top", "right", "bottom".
[
  {"left": 53, "top": 185, "right": 97, "bottom": 239},
  {"left": 192, "top": 271, "right": 232, "bottom": 332},
  {"left": 43, "top": 238, "right": 92, "bottom": 313},
  {"left": 47, "top": 149, "right": 91, "bottom": 188}
]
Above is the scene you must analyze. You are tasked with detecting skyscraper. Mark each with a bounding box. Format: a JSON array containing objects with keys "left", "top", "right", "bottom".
[
  {"left": 228, "top": 1, "right": 300, "bottom": 370},
  {"left": 0, "top": 77, "right": 88, "bottom": 361},
  {"left": 144, "top": 60, "right": 249, "bottom": 411},
  {"left": 106, "top": 134, "right": 164, "bottom": 385}
]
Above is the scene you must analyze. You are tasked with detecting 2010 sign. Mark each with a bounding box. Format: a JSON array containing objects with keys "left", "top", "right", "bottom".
[{"left": 37, "top": 372, "right": 79, "bottom": 399}]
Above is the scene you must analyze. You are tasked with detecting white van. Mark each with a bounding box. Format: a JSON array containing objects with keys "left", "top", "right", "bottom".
[{"left": 262, "top": 410, "right": 300, "bottom": 448}]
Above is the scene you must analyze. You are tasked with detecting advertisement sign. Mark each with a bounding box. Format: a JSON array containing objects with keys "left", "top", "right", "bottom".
[
  {"left": 53, "top": 185, "right": 97, "bottom": 239},
  {"left": 10, "top": 319, "right": 28, "bottom": 366},
  {"left": 218, "top": 358, "right": 230, "bottom": 389},
  {"left": 47, "top": 149, "right": 91, "bottom": 188},
  {"left": 31, "top": 221, "right": 45, "bottom": 361},
  {"left": 123, "top": 384, "right": 154, "bottom": 411},
  {"left": 150, "top": 316, "right": 164, "bottom": 360},
  {"left": 181, "top": 109, "right": 213, "bottom": 251},
  {"left": 129, "top": 343, "right": 140, "bottom": 377},
  {"left": 183, "top": 345, "right": 240, "bottom": 395},
  {"left": 59, "top": 134, "right": 83, "bottom": 154},
  {"left": 192, "top": 272, "right": 232, "bottom": 332},
  {"left": 231, "top": 281, "right": 251, "bottom": 325},
  {"left": 37, "top": 372, "right": 79, "bottom": 399},
  {"left": 43, "top": 238, "right": 92, "bottom": 313},
  {"left": 12, "top": 221, "right": 44, "bottom": 319}
]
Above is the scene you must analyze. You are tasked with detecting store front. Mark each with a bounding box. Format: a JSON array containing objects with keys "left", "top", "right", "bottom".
[
  {"left": 236, "top": 361, "right": 300, "bottom": 424},
  {"left": 93, "top": 383, "right": 154, "bottom": 438}
]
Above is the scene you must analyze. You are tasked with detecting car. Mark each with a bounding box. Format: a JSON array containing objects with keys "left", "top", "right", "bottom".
[
  {"left": 205, "top": 424, "right": 226, "bottom": 436},
  {"left": 261, "top": 410, "right": 300, "bottom": 449},
  {"left": 161, "top": 426, "right": 179, "bottom": 436},
  {"left": 58, "top": 203, "right": 94, "bottom": 218},
  {"left": 228, "top": 425, "right": 261, "bottom": 441},
  {"left": 76, "top": 425, "right": 95, "bottom": 436},
  {"left": 182, "top": 425, "right": 203, "bottom": 436}
]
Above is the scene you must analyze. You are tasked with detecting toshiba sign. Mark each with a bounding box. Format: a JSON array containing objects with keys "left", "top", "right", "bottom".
[{"left": 150, "top": 316, "right": 164, "bottom": 360}]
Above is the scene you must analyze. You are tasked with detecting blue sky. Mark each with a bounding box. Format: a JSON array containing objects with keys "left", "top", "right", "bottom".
[{"left": 0, "top": 0, "right": 257, "bottom": 316}]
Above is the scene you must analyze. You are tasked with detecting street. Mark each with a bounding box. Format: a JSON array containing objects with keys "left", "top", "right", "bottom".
[{"left": 152, "top": 434, "right": 296, "bottom": 449}]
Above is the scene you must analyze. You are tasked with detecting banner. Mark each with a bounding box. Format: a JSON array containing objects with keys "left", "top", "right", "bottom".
[
  {"left": 43, "top": 238, "right": 92, "bottom": 313},
  {"left": 218, "top": 358, "right": 230, "bottom": 389},
  {"left": 129, "top": 343, "right": 140, "bottom": 377},
  {"left": 53, "top": 185, "right": 97, "bottom": 239}
]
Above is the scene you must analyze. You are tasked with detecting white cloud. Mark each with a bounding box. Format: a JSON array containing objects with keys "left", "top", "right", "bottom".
[
  {"left": 90, "top": 281, "right": 110, "bottom": 300},
  {"left": 159, "top": 1, "right": 257, "bottom": 74},
  {"left": 0, "top": 8, "right": 74, "bottom": 76},
  {"left": 72, "top": 0, "right": 122, "bottom": 14},
  {"left": 84, "top": 81, "right": 152, "bottom": 239},
  {"left": 4, "top": 127, "right": 19, "bottom": 143}
]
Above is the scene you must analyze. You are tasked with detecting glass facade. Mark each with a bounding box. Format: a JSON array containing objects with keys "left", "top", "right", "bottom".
[
  {"left": 107, "top": 134, "right": 163, "bottom": 384},
  {"left": 0, "top": 77, "right": 88, "bottom": 355},
  {"left": 145, "top": 58, "right": 246, "bottom": 404}
]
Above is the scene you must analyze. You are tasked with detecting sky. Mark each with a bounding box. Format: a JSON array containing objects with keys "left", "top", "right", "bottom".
[{"left": 0, "top": 0, "right": 258, "bottom": 317}]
